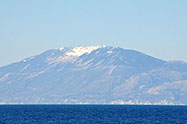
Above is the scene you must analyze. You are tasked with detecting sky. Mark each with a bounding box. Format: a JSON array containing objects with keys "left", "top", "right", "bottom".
[{"left": 0, "top": 0, "right": 187, "bottom": 66}]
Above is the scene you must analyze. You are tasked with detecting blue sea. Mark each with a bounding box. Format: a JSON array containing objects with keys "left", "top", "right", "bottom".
[{"left": 0, "top": 105, "right": 187, "bottom": 124}]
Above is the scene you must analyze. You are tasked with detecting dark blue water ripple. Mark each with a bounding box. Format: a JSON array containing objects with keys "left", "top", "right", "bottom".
[{"left": 0, "top": 105, "right": 187, "bottom": 124}]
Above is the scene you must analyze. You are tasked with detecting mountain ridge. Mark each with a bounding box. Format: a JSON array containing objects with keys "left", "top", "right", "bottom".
[{"left": 0, "top": 46, "right": 187, "bottom": 105}]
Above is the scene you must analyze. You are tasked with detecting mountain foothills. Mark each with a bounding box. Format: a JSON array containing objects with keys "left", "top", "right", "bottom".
[{"left": 0, "top": 46, "right": 187, "bottom": 105}]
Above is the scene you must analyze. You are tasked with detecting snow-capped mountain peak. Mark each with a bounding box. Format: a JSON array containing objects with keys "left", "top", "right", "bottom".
[{"left": 0, "top": 46, "right": 187, "bottom": 105}]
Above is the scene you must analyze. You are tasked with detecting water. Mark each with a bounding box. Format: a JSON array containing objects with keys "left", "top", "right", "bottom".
[{"left": 0, "top": 105, "right": 187, "bottom": 124}]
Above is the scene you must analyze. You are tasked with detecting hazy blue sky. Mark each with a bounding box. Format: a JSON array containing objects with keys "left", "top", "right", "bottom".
[{"left": 0, "top": 0, "right": 187, "bottom": 66}]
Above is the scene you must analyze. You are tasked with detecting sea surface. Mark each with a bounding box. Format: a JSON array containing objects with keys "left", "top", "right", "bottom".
[{"left": 0, "top": 105, "right": 186, "bottom": 124}]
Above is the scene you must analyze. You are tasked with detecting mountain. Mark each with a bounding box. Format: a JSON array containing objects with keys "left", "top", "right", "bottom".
[{"left": 0, "top": 46, "right": 187, "bottom": 105}]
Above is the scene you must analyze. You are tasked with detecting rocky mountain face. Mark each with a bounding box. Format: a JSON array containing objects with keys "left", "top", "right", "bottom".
[{"left": 0, "top": 46, "right": 187, "bottom": 105}]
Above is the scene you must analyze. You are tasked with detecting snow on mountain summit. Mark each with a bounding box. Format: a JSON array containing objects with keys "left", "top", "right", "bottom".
[{"left": 64, "top": 46, "right": 106, "bottom": 57}]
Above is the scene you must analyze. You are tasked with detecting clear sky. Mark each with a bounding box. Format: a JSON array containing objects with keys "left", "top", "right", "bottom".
[{"left": 0, "top": 0, "right": 187, "bottom": 66}]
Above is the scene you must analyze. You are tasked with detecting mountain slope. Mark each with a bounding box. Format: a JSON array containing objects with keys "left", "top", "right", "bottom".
[{"left": 0, "top": 46, "right": 187, "bottom": 104}]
